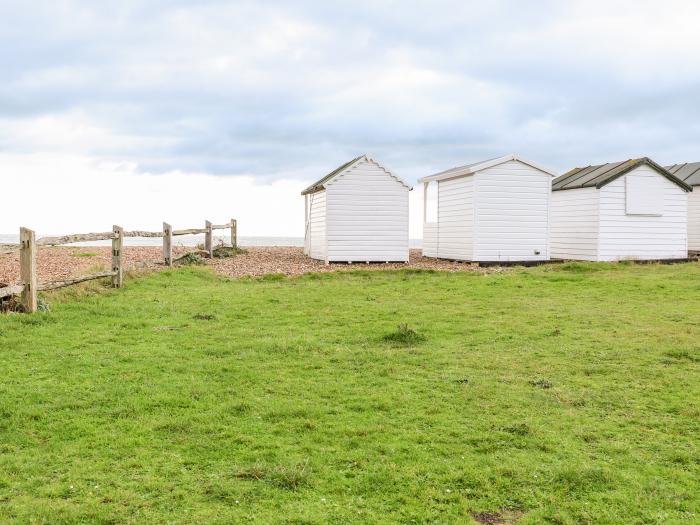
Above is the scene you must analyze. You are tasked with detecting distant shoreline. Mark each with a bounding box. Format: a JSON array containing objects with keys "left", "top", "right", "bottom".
[{"left": 0, "top": 234, "right": 423, "bottom": 248}]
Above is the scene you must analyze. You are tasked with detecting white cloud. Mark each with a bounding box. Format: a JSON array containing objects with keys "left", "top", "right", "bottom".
[
  {"left": 2, "top": 0, "right": 700, "bottom": 238},
  {"left": 0, "top": 153, "right": 307, "bottom": 236}
]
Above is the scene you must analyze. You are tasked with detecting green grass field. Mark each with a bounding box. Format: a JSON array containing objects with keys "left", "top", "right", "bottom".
[{"left": 1, "top": 263, "right": 699, "bottom": 524}]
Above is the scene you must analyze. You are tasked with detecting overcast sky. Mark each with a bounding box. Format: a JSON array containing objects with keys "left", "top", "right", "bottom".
[{"left": 2, "top": 0, "right": 700, "bottom": 237}]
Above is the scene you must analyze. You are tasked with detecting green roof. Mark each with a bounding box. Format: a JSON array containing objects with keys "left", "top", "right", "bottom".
[
  {"left": 665, "top": 162, "right": 700, "bottom": 187},
  {"left": 553, "top": 157, "right": 692, "bottom": 192},
  {"left": 300, "top": 156, "right": 364, "bottom": 195}
]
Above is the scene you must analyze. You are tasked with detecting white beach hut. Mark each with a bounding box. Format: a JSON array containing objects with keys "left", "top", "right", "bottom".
[
  {"left": 551, "top": 158, "right": 692, "bottom": 261},
  {"left": 302, "top": 155, "right": 411, "bottom": 263},
  {"left": 419, "top": 154, "right": 555, "bottom": 262},
  {"left": 665, "top": 162, "right": 700, "bottom": 253}
]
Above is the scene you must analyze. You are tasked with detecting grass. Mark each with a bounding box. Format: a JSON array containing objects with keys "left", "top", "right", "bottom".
[{"left": 0, "top": 263, "right": 699, "bottom": 524}]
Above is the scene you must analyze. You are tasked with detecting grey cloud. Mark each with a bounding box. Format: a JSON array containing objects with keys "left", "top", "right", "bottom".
[{"left": 1, "top": 0, "right": 699, "bottom": 180}]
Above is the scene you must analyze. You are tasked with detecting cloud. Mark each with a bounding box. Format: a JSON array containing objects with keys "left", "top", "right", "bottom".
[
  {"left": 2, "top": 0, "right": 700, "bottom": 235},
  {"left": 0, "top": 152, "right": 426, "bottom": 239}
]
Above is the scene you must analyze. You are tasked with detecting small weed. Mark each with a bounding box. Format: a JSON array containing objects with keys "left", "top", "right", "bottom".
[
  {"left": 193, "top": 313, "right": 216, "bottom": 321},
  {"left": 213, "top": 241, "right": 247, "bottom": 258},
  {"left": 175, "top": 252, "right": 206, "bottom": 266},
  {"left": 663, "top": 349, "right": 699, "bottom": 363},
  {"left": 382, "top": 323, "right": 426, "bottom": 346},
  {"left": 400, "top": 268, "right": 436, "bottom": 275},
  {"left": 552, "top": 466, "right": 614, "bottom": 495},
  {"left": 557, "top": 262, "right": 603, "bottom": 273},
  {"left": 498, "top": 423, "right": 531, "bottom": 436},
  {"left": 529, "top": 378, "right": 553, "bottom": 389},
  {"left": 234, "top": 461, "right": 311, "bottom": 490},
  {"left": 471, "top": 509, "right": 524, "bottom": 524},
  {"left": 259, "top": 273, "right": 286, "bottom": 282}
]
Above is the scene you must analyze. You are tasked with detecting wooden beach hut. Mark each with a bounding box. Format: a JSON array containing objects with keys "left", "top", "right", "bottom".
[
  {"left": 302, "top": 155, "right": 411, "bottom": 263},
  {"left": 665, "top": 162, "right": 700, "bottom": 253},
  {"left": 551, "top": 158, "right": 692, "bottom": 261},
  {"left": 418, "top": 154, "right": 555, "bottom": 262}
]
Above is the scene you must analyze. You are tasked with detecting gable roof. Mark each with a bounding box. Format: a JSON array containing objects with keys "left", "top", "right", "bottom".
[
  {"left": 553, "top": 157, "right": 692, "bottom": 192},
  {"left": 665, "top": 162, "right": 700, "bottom": 187},
  {"left": 300, "top": 155, "right": 411, "bottom": 195},
  {"left": 418, "top": 154, "right": 556, "bottom": 183}
]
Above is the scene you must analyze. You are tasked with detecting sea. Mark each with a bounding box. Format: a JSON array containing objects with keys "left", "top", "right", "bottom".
[{"left": 1, "top": 234, "right": 422, "bottom": 248}]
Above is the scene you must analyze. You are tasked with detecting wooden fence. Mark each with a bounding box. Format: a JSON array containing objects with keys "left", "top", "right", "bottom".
[{"left": 0, "top": 219, "right": 237, "bottom": 313}]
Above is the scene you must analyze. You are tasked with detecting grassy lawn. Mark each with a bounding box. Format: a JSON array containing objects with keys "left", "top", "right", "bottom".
[{"left": 0, "top": 263, "right": 699, "bottom": 524}]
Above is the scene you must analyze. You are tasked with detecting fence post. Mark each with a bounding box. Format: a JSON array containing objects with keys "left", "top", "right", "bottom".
[
  {"left": 112, "top": 225, "right": 123, "bottom": 288},
  {"left": 163, "top": 222, "right": 172, "bottom": 267},
  {"left": 205, "top": 220, "right": 213, "bottom": 258},
  {"left": 19, "top": 227, "right": 37, "bottom": 313},
  {"left": 230, "top": 219, "right": 237, "bottom": 249}
]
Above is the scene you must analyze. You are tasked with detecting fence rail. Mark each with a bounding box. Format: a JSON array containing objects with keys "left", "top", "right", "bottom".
[{"left": 0, "top": 218, "right": 237, "bottom": 313}]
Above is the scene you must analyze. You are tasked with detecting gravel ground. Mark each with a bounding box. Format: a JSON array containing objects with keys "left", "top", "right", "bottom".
[{"left": 0, "top": 246, "right": 498, "bottom": 286}]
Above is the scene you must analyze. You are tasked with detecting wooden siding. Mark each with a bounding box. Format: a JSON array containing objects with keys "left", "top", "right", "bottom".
[
  {"left": 597, "top": 166, "right": 688, "bottom": 261},
  {"left": 550, "top": 187, "right": 600, "bottom": 261},
  {"left": 423, "top": 223, "right": 438, "bottom": 257},
  {"left": 436, "top": 175, "right": 473, "bottom": 260},
  {"left": 307, "top": 190, "right": 326, "bottom": 261},
  {"left": 688, "top": 190, "right": 700, "bottom": 252},
  {"left": 472, "top": 160, "right": 551, "bottom": 261},
  {"left": 325, "top": 159, "right": 409, "bottom": 262}
]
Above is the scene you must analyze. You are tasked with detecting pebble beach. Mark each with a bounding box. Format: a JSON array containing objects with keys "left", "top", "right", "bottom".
[{"left": 0, "top": 246, "right": 496, "bottom": 286}]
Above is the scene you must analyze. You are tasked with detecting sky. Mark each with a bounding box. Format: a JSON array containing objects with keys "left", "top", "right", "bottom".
[{"left": 2, "top": 0, "right": 700, "bottom": 237}]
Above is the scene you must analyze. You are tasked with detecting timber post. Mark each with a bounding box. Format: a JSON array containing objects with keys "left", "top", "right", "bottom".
[
  {"left": 19, "top": 227, "right": 37, "bottom": 313},
  {"left": 230, "top": 219, "right": 237, "bottom": 250},
  {"left": 163, "top": 222, "right": 173, "bottom": 267},
  {"left": 205, "top": 220, "right": 213, "bottom": 258},
  {"left": 112, "top": 225, "right": 124, "bottom": 288}
]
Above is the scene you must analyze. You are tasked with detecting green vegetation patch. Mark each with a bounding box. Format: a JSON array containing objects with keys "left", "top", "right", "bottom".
[{"left": 1, "top": 263, "right": 699, "bottom": 523}]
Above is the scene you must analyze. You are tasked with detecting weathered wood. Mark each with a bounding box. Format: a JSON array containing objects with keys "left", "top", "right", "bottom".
[
  {"left": 210, "top": 223, "right": 231, "bottom": 230},
  {"left": 163, "top": 222, "right": 173, "bottom": 267},
  {"left": 172, "top": 227, "right": 208, "bottom": 236},
  {"left": 123, "top": 230, "right": 164, "bottom": 238},
  {"left": 205, "top": 220, "right": 213, "bottom": 258},
  {"left": 20, "top": 227, "right": 38, "bottom": 313},
  {"left": 37, "top": 232, "right": 115, "bottom": 246},
  {"left": 112, "top": 225, "right": 124, "bottom": 288},
  {"left": 304, "top": 194, "right": 309, "bottom": 255},
  {"left": 38, "top": 272, "right": 115, "bottom": 291},
  {"left": 0, "top": 284, "right": 24, "bottom": 299},
  {"left": 0, "top": 244, "right": 20, "bottom": 255},
  {"left": 231, "top": 219, "right": 237, "bottom": 249}
]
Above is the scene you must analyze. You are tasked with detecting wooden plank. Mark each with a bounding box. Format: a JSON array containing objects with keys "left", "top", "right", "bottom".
[
  {"left": 37, "top": 232, "right": 115, "bottom": 246},
  {"left": 112, "top": 225, "right": 123, "bottom": 288},
  {"left": 123, "top": 230, "right": 164, "bottom": 238},
  {"left": 20, "top": 227, "right": 37, "bottom": 313},
  {"left": 231, "top": 219, "right": 237, "bottom": 249},
  {"left": 38, "top": 272, "right": 115, "bottom": 291},
  {"left": 210, "top": 223, "right": 231, "bottom": 230},
  {"left": 0, "top": 284, "right": 24, "bottom": 299},
  {"left": 172, "top": 227, "right": 208, "bottom": 236},
  {"left": 0, "top": 244, "right": 20, "bottom": 255},
  {"left": 205, "top": 220, "right": 213, "bottom": 258},
  {"left": 163, "top": 222, "right": 173, "bottom": 267}
]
